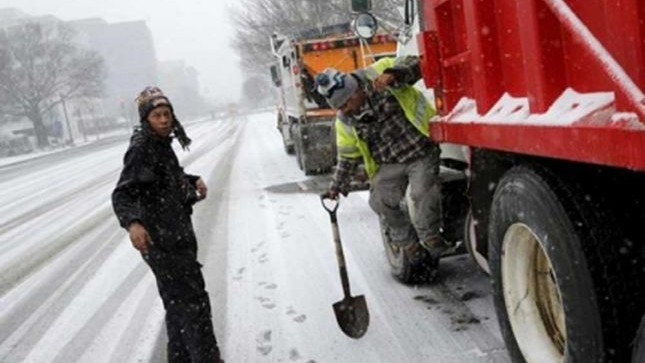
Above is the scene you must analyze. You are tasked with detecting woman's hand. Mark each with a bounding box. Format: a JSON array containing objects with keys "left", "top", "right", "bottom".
[
  {"left": 195, "top": 177, "right": 208, "bottom": 200},
  {"left": 128, "top": 222, "right": 152, "bottom": 253}
]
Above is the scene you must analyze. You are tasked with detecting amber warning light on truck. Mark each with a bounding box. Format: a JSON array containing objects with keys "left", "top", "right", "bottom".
[{"left": 302, "top": 35, "right": 392, "bottom": 53}]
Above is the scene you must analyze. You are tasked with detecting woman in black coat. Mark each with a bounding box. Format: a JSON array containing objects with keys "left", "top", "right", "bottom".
[{"left": 112, "top": 86, "right": 223, "bottom": 363}]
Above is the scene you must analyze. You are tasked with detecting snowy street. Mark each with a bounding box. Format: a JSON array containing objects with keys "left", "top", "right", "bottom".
[{"left": 0, "top": 112, "right": 510, "bottom": 363}]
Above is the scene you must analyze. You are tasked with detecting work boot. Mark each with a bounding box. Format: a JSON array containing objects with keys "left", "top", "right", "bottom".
[
  {"left": 420, "top": 235, "right": 450, "bottom": 260},
  {"left": 402, "top": 242, "right": 427, "bottom": 265}
]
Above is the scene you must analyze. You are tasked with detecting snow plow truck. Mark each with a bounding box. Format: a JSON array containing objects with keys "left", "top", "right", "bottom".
[
  {"left": 354, "top": 0, "right": 645, "bottom": 362},
  {"left": 269, "top": 23, "right": 397, "bottom": 175}
]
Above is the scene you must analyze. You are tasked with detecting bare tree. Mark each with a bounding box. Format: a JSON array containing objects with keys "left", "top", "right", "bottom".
[
  {"left": 230, "top": 0, "right": 405, "bottom": 75},
  {"left": 0, "top": 21, "right": 105, "bottom": 147}
]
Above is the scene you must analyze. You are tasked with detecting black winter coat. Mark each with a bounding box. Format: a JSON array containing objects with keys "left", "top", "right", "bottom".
[{"left": 112, "top": 127, "right": 200, "bottom": 251}]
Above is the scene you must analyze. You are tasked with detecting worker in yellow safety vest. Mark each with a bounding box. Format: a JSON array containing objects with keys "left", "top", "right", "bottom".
[{"left": 317, "top": 56, "right": 448, "bottom": 275}]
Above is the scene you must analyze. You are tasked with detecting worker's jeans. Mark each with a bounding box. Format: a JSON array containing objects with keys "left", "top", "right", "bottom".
[
  {"left": 368, "top": 150, "right": 442, "bottom": 246},
  {"left": 143, "top": 247, "right": 221, "bottom": 363}
]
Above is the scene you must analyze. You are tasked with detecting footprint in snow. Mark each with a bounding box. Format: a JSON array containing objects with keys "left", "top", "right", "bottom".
[
  {"left": 262, "top": 303, "right": 277, "bottom": 310},
  {"left": 293, "top": 314, "right": 307, "bottom": 323},
  {"left": 255, "top": 296, "right": 270, "bottom": 303},
  {"left": 289, "top": 349, "right": 301, "bottom": 361},
  {"left": 265, "top": 283, "right": 277, "bottom": 290},
  {"left": 232, "top": 267, "right": 245, "bottom": 281},
  {"left": 258, "top": 329, "right": 272, "bottom": 342},
  {"left": 257, "top": 346, "right": 272, "bottom": 356},
  {"left": 252, "top": 242, "right": 267, "bottom": 254}
]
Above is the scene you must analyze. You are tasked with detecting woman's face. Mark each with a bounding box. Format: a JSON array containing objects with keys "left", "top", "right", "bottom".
[{"left": 147, "top": 105, "right": 173, "bottom": 137}]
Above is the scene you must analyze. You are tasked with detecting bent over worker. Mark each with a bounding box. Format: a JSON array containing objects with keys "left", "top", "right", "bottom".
[
  {"left": 317, "top": 56, "right": 448, "bottom": 275},
  {"left": 112, "top": 86, "right": 224, "bottom": 363}
]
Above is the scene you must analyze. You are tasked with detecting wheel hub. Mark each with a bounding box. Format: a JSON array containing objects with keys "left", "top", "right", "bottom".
[{"left": 501, "top": 223, "right": 566, "bottom": 363}]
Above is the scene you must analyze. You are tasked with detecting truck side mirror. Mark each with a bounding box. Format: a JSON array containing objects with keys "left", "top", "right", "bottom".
[
  {"left": 270, "top": 65, "right": 281, "bottom": 87},
  {"left": 352, "top": 12, "right": 378, "bottom": 39},
  {"left": 404, "top": 0, "right": 416, "bottom": 27},
  {"left": 350, "top": 0, "right": 372, "bottom": 13},
  {"left": 270, "top": 33, "right": 286, "bottom": 56}
]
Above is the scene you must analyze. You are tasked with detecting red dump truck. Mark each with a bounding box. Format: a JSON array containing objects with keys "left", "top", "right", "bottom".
[{"left": 356, "top": 0, "right": 644, "bottom": 361}]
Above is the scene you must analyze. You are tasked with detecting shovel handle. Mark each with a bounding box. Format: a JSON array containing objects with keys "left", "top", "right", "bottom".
[
  {"left": 321, "top": 196, "right": 352, "bottom": 298},
  {"left": 320, "top": 195, "right": 340, "bottom": 220}
]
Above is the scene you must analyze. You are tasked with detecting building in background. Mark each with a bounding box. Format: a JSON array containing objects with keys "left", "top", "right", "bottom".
[
  {"left": 68, "top": 18, "right": 158, "bottom": 124},
  {"left": 158, "top": 60, "right": 205, "bottom": 117},
  {"left": 0, "top": 7, "right": 206, "bottom": 154}
]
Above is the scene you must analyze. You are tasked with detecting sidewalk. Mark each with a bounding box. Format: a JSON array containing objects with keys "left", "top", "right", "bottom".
[{"left": 0, "top": 128, "right": 131, "bottom": 168}]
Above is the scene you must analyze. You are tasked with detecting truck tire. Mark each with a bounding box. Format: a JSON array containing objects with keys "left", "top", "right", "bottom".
[
  {"left": 380, "top": 217, "right": 437, "bottom": 284},
  {"left": 278, "top": 114, "right": 295, "bottom": 155},
  {"left": 284, "top": 137, "right": 295, "bottom": 155},
  {"left": 488, "top": 166, "right": 604, "bottom": 363},
  {"left": 294, "top": 132, "right": 305, "bottom": 171},
  {"left": 633, "top": 316, "right": 645, "bottom": 363}
]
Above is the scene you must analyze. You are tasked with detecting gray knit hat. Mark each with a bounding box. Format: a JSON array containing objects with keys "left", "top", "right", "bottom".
[{"left": 315, "top": 68, "right": 359, "bottom": 109}]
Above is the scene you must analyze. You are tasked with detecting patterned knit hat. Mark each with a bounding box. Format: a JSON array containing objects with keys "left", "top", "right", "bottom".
[
  {"left": 315, "top": 68, "right": 359, "bottom": 109},
  {"left": 135, "top": 86, "right": 191, "bottom": 149},
  {"left": 136, "top": 86, "right": 173, "bottom": 121}
]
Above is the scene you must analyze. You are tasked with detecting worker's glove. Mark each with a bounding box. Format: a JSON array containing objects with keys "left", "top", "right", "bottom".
[{"left": 321, "top": 186, "right": 341, "bottom": 200}]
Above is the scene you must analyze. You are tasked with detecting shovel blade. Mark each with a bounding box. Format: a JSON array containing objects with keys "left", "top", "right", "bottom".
[{"left": 333, "top": 295, "right": 369, "bottom": 338}]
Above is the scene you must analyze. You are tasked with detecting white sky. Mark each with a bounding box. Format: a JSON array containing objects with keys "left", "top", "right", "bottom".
[{"left": 0, "top": 0, "right": 243, "bottom": 103}]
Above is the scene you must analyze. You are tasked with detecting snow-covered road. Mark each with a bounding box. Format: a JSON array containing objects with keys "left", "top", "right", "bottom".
[{"left": 0, "top": 112, "right": 509, "bottom": 363}]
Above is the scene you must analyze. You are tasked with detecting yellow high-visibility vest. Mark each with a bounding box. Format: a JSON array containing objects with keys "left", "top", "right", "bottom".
[{"left": 335, "top": 57, "right": 436, "bottom": 179}]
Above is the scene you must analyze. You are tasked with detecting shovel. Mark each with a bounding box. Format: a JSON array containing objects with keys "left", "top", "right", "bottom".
[{"left": 321, "top": 196, "right": 369, "bottom": 339}]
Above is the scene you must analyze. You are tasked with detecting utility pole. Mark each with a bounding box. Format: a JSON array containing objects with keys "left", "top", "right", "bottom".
[{"left": 60, "top": 94, "right": 74, "bottom": 146}]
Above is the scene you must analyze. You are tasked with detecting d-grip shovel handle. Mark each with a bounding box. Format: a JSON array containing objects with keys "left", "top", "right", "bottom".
[
  {"left": 320, "top": 196, "right": 351, "bottom": 298},
  {"left": 321, "top": 195, "right": 339, "bottom": 219}
]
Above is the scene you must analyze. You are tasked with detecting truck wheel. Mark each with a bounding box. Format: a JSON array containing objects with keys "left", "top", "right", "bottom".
[
  {"left": 463, "top": 210, "right": 489, "bottom": 275},
  {"left": 278, "top": 114, "right": 294, "bottom": 155},
  {"left": 284, "top": 139, "right": 295, "bottom": 155},
  {"left": 633, "top": 316, "right": 645, "bottom": 363},
  {"left": 489, "top": 166, "right": 604, "bottom": 363},
  {"left": 294, "top": 133, "right": 304, "bottom": 171},
  {"left": 379, "top": 219, "right": 436, "bottom": 284}
]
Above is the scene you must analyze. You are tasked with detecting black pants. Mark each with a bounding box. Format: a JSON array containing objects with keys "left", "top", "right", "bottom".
[{"left": 143, "top": 247, "right": 221, "bottom": 363}]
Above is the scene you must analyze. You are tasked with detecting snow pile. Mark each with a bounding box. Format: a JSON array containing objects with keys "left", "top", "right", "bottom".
[{"left": 447, "top": 89, "right": 615, "bottom": 126}]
